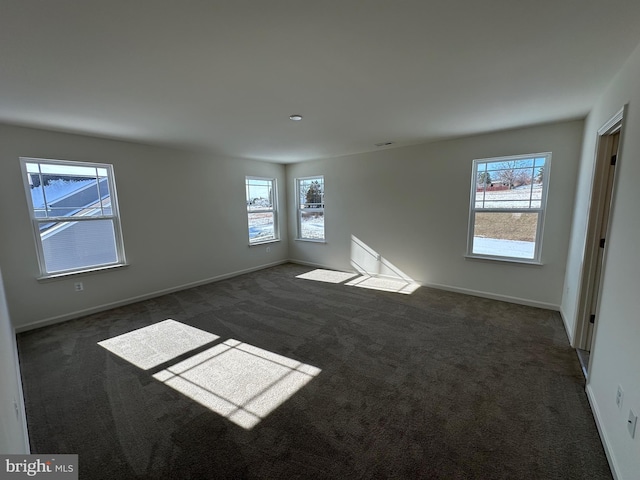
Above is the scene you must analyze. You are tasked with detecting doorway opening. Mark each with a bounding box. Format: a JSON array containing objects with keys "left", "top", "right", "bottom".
[{"left": 574, "top": 106, "right": 626, "bottom": 376}]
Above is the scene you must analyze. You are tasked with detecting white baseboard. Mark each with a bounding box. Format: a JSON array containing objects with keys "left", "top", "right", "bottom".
[
  {"left": 558, "top": 306, "right": 575, "bottom": 346},
  {"left": 421, "top": 281, "right": 560, "bottom": 311},
  {"left": 289, "top": 259, "right": 559, "bottom": 311},
  {"left": 288, "top": 258, "right": 346, "bottom": 272},
  {"left": 15, "top": 260, "right": 288, "bottom": 333},
  {"left": 586, "top": 384, "right": 619, "bottom": 479},
  {"left": 11, "top": 327, "right": 31, "bottom": 453}
]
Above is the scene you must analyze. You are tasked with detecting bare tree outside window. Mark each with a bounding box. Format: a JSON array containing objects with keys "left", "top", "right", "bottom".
[{"left": 495, "top": 160, "right": 532, "bottom": 189}]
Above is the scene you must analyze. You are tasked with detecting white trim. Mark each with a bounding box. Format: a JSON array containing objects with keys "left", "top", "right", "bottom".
[
  {"left": 295, "top": 175, "right": 325, "bottom": 241},
  {"left": 11, "top": 327, "right": 31, "bottom": 453},
  {"left": 15, "top": 260, "right": 288, "bottom": 333},
  {"left": 37, "top": 263, "right": 129, "bottom": 281},
  {"left": 572, "top": 104, "right": 627, "bottom": 350},
  {"left": 421, "top": 281, "right": 559, "bottom": 311},
  {"left": 246, "top": 176, "right": 279, "bottom": 245},
  {"left": 248, "top": 239, "right": 280, "bottom": 247},
  {"left": 289, "top": 259, "right": 559, "bottom": 310},
  {"left": 558, "top": 306, "right": 574, "bottom": 345},
  {"left": 585, "top": 384, "right": 619, "bottom": 480},
  {"left": 598, "top": 107, "right": 624, "bottom": 135},
  {"left": 19, "top": 157, "right": 127, "bottom": 277},
  {"left": 289, "top": 259, "right": 339, "bottom": 270},
  {"left": 464, "top": 253, "right": 543, "bottom": 266},
  {"left": 467, "top": 152, "right": 551, "bottom": 263}
]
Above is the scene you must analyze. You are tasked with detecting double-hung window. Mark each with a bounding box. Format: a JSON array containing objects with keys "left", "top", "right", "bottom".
[
  {"left": 20, "top": 158, "right": 126, "bottom": 277},
  {"left": 467, "top": 153, "right": 551, "bottom": 263},
  {"left": 296, "top": 176, "right": 325, "bottom": 241},
  {"left": 246, "top": 176, "right": 278, "bottom": 245}
]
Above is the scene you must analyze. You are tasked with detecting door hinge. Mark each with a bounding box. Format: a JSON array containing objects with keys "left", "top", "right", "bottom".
[
  {"left": 590, "top": 314, "right": 596, "bottom": 324},
  {"left": 600, "top": 238, "right": 606, "bottom": 248},
  {"left": 611, "top": 154, "right": 617, "bottom": 166}
]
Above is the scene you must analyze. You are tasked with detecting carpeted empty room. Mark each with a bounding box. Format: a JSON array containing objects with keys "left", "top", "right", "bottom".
[{"left": 17, "top": 263, "right": 610, "bottom": 479}]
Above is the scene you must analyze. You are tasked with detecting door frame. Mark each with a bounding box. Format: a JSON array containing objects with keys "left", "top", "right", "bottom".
[{"left": 573, "top": 105, "right": 627, "bottom": 352}]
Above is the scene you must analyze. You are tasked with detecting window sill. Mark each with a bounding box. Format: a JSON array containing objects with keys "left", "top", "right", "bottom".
[
  {"left": 37, "top": 263, "right": 129, "bottom": 282},
  {"left": 248, "top": 239, "right": 280, "bottom": 247},
  {"left": 295, "top": 238, "right": 326, "bottom": 244},
  {"left": 464, "top": 254, "right": 543, "bottom": 266}
]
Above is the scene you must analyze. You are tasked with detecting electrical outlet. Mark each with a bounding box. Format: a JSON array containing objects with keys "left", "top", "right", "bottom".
[
  {"left": 266, "top": 246, "right": 271, "bottom": 253},
  {"left": 74, "top": 282, "right": 84, "bottom": 292},
  {"left": 616, "top": 385, "right": 624, "bottom": 409},
  {"left": 628, "top": 410, "right": 637, "bottom": 439}
]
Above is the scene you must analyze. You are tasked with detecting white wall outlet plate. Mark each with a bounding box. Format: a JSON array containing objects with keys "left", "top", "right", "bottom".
[{"left": 628, "top": 409, "right": 637, "bottom": 439}]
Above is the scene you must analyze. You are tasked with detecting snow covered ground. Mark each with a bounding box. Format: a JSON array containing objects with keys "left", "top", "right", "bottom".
[
  {"left": 300, "top": 219, "right": 324, "bottom": 240},
  {"left": 472, "top": 183, "right": 542, "bottom": 259},
  {"left": 472, "top": 237, "right": 534, "bottom": 259},
  {"left": 476, "top": 183, "right": 543, "bottom": 208}
]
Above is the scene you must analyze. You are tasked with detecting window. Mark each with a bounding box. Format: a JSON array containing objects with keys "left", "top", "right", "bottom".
[
  {"left": 296, "top": 176, "right": 325, "bottom": 241},
  {"left": 467, "top": 153, "right": 551, "bottom": 263},
  {"left": 20, "top": 158, "right": 126, "bottom": 277},
  {"left": 246, "top": 177, "right": 278, "bottom": 244}
]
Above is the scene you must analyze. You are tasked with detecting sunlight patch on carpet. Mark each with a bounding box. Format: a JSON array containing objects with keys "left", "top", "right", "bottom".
[
  {"left": 153, "top": 339, "right": 321, "bottom": 429},
  {"left": 296, "top": 269, "right": 358, "bottom": 283},
  {"left": 98, "top": 319, "right": 219, "bottom": 370},
  {"left": 350, "top": 235, "right": 420, "bottom": 294},
  {"left": 346, "top": 275, "right": 420, "bottom": 294}
]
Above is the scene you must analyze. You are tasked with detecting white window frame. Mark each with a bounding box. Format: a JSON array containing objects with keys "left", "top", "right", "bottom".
[
  {"left": 466, "top": 152, "right": 551, "bottom": 264},
  {"left": 296, "top": 176, "right": 325, "bottom": 242},
  {"left": 20, "top": 157, "right": 127, "bottom": 278},
  {"left": 246, "top": 176, "right": 279, "bottom": 245}
]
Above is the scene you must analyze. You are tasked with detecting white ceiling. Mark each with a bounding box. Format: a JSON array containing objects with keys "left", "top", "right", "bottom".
[{"left": 2, "top": 1, "right": 640, "bottom": 163}]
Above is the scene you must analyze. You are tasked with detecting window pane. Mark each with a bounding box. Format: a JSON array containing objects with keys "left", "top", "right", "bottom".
[
  {"left": 534, "top": 157, "right": 546, "bottom": 168},
  {"left": 472, "top": 212, "right": 538, "bottom": 259},
  {"left": 469, "top": 153, "right": 550, "bottom": 262},
  {"left": 300, "top": 210, "right": 324, "bottom": 240},
  {"left": 475, "top": 184, "right": 537, "bottom": 209},
  {"left": 40, "top": 219, "right": 119, "bottom": 273},
  {"left": 22, "top": 158, "right": 125, "bottom": 276},
  {"left": 39, "top": 163, "right": 98, "bottom": 177},
  {"left": 298, "top": 178, "right": 324, "bottom": 208},
  {"left": 246, "top": 179, "right": 273, "bottom": 211},
  {"left": 30, "top": 172, "right": 112, "bottom": 218},
  {"left": 248, "top": 212, "right": 275, "bottom": 243}
]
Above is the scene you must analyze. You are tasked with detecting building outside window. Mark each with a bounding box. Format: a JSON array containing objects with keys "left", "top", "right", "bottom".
[
  {"left": 20, "top": 158, "right": 126, "bottom": 277},
  {"left": 467, "top": 153, "right": 551, "bottom": 263}
]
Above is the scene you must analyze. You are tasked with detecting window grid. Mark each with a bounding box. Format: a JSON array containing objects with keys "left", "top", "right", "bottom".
[
  {"left": 246, "top": 177, "right": 278, "bottom": 245},
  {"left": 467, "top": 153, "right": 551, "bottom": 263},
  {"left": 20, "top": 158, "right": 126, "bottom": 277},
  {"left": 29, "top": 166, "right": 113, "bottom": 221},
  {"left": 475, "top": 164, "right": 543, "bottom": 209},
  {"left": 296, "top": 176, "right": 325, "bottom": 241}
]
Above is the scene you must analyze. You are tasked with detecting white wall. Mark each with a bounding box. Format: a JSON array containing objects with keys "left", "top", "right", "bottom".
[
  {"left": 0, "top": 267, "right": 29, "bottom": 453},
  {"left": 562, "top": 43, "right": 640, "bottom": 480},
  {"left": 0, "top": 124, "right": 288, "bottom": 330},
  {"left": 287, "top": 120, "right": 584, "bottom": 309}
]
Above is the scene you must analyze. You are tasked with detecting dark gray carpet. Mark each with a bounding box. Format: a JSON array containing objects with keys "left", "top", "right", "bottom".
[{"left": 17, "top": 263, "right": 611, "bottom": 479}]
